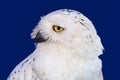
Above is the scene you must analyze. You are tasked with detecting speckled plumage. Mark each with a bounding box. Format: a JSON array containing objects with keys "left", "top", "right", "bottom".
[{"left": 7, "top": 9, "right": 104, "bottom": 80}]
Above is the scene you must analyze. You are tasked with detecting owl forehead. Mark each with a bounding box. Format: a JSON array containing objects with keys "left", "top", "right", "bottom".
[
  {"left": 46, "top": 9, "right": 81, "bottom": 18},
  {"left": 42, "top": 9, "right": 82, "bottom": 27}
]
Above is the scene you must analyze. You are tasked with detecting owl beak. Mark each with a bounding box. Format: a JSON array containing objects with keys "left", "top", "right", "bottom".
[{"left": 35, "top": 32, "right": 47, "bottom": 43}]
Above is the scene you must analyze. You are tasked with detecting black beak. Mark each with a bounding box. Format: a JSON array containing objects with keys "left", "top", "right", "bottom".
[{"left": 35, "top": 32, "right": 47, "bottom": 43}]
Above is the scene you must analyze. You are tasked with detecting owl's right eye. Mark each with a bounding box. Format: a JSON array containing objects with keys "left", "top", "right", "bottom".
[{"left": 52, "top": 25, "right": 64, "bottom": 33}]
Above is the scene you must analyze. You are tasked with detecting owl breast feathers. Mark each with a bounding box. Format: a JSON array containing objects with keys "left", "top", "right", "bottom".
[{"left": 7, "top": 9, "right": 104, "bottom": 80}]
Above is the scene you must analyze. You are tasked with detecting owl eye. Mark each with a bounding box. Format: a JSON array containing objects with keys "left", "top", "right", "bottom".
[{"left": 52, "top": 25, "right": 64, "bottom": 32}]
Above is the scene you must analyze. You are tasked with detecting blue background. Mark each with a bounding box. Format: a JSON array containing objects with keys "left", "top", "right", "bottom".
[{"left": 0, "top": 0, "right": 119, "bottom": 80}]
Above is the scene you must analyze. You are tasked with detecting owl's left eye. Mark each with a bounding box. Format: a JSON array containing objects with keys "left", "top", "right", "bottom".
[{"left": 52, "top": 25, "right": 64, "bottom": 33}]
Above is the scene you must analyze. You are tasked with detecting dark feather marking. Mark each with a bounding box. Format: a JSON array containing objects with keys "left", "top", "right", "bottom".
[
  {"left": 80, "top": 19, "right": 85, "bottom": 21},
  {"left": 24, "top": 59, "right": 29, "bottom": 63},
  {"left": 79, "top": 22, "right": 85, "bottom": 26},
  {"left": 79, "top": 21, "right": 89, "bottom": 30},
  {"left": 33, "top": 58, "right": 36, "bottom": 61},
  {"left": 14, "top": 71, "right": 16, "bottom": 74}
]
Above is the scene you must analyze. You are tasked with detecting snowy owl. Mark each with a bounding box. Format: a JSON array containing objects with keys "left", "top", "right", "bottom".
[{"left": 7, "top": 9, "right": 104, "bottom": 80}]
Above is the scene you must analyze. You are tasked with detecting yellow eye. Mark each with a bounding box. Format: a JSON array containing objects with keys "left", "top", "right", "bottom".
[{"left": 53, "top": 25, "right": 64, "bottom": 33}]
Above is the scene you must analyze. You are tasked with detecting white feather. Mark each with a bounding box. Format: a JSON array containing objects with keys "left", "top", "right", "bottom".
[{"left": 8, "top": 9, "right": 104, "bottom": 80}]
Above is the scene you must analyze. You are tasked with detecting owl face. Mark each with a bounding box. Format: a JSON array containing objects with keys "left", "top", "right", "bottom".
[
  {"left": 33, "top": 10, "right": 80, "bottom": 44},
  {"left": 31, "top": 9, "right": 103, "bottom": 55},
  {"left": 38, "top": 11, "right": 78, "bottom": 45}
]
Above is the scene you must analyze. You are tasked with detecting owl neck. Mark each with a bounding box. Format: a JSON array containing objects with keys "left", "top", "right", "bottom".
[{"left": 37, "top": 42, "right": 100, "bottom": 58}]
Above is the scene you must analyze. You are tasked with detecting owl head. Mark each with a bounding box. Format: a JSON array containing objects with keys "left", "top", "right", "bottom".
[{"left": 31, "top": 9, "right": 104, "bottom": 57}]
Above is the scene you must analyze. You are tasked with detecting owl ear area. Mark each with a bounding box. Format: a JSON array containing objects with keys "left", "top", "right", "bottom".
[{"left": 31, "top": 27, "right": 47, "bottom": 43}]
